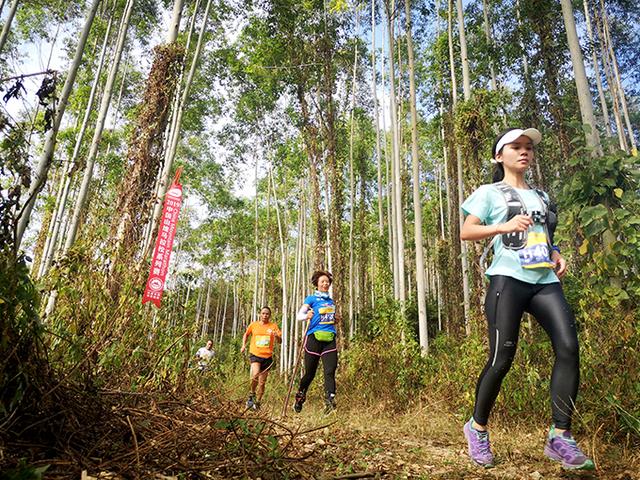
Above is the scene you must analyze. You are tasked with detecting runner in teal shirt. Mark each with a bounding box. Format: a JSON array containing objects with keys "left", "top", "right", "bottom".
[
  {"left": 460, "top": 128, "right": 594, "bottom": 471},
  {"left": 462, "top": 185, "right": 558, "bottom": 284}
]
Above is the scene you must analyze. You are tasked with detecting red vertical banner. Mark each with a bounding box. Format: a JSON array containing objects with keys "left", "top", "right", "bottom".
[{"left": 142, "top": 169, "right": 183, "bottom": 307}]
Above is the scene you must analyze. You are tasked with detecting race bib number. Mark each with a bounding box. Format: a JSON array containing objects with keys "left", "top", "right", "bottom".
[
  {"left": 518, "top": 231, "right": 554, "bottom": 269},
  {"left": 255, "top": 335, "right": 271, "bottom": 347},
  {"left": 318, "top": 305, "right": 335, "bottom": 325}
]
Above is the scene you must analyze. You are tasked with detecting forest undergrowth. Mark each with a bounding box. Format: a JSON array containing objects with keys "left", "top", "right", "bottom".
[{"left": 2, "top": 340, "right": 640, "bottom": 480}]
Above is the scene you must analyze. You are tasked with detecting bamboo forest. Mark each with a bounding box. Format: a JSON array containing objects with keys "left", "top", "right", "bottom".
[{"left": 1, "top": 0, "right": 639, "bottom": 477}]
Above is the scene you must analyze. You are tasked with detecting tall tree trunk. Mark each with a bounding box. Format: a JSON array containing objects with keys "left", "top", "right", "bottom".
[
  {"left": 219, "top": 282, "right": 229, "bottom": 344},
  {"left": 583, "top": 0, "right": 612, "bottom": 139},
  {"left": 381, "top": 19, "right": 396, "bottom": 296},
  {"left": 64, "top": 0, "right": 135, "bottom": 254},
  {"left": 297, "top": 87, "right": 325, "bottom": 269},
  {"left": 232, "top": 281, "right": 238, "bottom": 337},
  {"left": 290, "top": 187, "right": 304, "bottom": 368},
  {"left": 16, "top": 0, "right": 102, "bottom": 247},
  {"left": 109, "top": 6, "right": 185, "bottom": 295},
  {"left": 167, "top": 0, "right": 186, "bottom": 44},
  {"left": 455, "top": 0, "right": 471, "bottom": 100},
  {"left": 405, "top": 0, "right": 428, "bottom": 352},
  {"left": 515, "top": 0, "right": 529, "bottom": 76},
  {"left": 39, "top": 15, "right": 114, "bottom": 278},
  {"left": 202, "top": 279, "right": 212, "bottom": 337},
  {"left": 270, "top": 170, "right": 289, "bottom": 372},
  {"left": 348, "top": 9, "right": 359, "bottom": 339},
  {"left": 320, "top": 22, "right": 346, "bottom": 348},
  {"left": 528, "top": 1, "right": 571, "bottom": 161},
  {"left": 144, "top": 0, "right": 213, "bottom": 257},
  {"left": 260, "top": 183, "right": 271, "bottom": 307},
  {"left": 371, "top": 0, "right": 384, "bottom": 238},
  {"left": 481, "top": 0, "right": 497, "bottom": 91},
  {"left": 595, "top": 7, "right": 627, "bottom": 152},
  {"left": 450, "top": 0, "right": 471, "bottom": 333},
  {"left": 380, "top": 23, "right": 394, "bottom": 287},
  {"left": 0, "top": 0, "right": 18, "bottom": 55},
  {"left": 599, "top": 0, "right": 637, "bottom": 154},
  {"left": 194, "top": 277, "right": 203, "bottom": 328},
  {"left": 213, "top": 286, "right": 221, "bottom": 341},
  {"left": 252, "top": 159, "right": 260, "bottom": 323},
  {"left": 141, "top": 0, "right": 199, "bottom": 252},
  {"left": 560, "top": 0, "right": 602, "bottom": 154},
  {"left": 385, "top": 0, "right": 406, "bottom": 305}
]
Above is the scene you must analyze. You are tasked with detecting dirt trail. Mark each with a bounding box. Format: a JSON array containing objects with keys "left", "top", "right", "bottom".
[
  {"left": 10, "top": 375, "right": 636, "bottom": 479},
  {"left": 255, "top": 398, "right": 639, "bottom": 480}
]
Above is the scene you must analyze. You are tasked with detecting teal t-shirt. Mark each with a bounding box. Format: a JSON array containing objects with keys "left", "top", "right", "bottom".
[{"left": 461, "top": 184, "right": 559, "bottom": 285}]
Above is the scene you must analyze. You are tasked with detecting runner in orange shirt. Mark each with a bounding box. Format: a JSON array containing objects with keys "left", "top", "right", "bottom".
[{"left": 240, "top": 307, "right": 282, "bottom": 409}]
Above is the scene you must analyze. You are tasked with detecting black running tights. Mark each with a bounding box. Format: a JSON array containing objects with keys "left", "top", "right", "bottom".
[
  {"left": 473, "top": 275, "right": 579, "bottom": 430},
  {"left": 298, "top": 335, "right": 338, "bottom": 396}
]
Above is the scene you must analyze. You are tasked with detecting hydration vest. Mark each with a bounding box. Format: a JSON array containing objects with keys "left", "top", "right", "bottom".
[
  {"left": 494, "top": 181, "right": 557, "bottom": 249},
  {"left": 480, "top": 182, "right": 558, "bottom": 267}
]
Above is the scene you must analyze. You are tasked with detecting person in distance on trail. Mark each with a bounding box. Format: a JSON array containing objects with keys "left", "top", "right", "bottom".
[
  {"left": 293, "top": 270, "right": 339, "bottom": 414},
  {"left": 459, "top": 128, "right": 594, "bottom": 471},
  {"left": 241, "top": 306, "right": 282, "bottom": 410},
  {"left": 195, "top": 339, "right": 215, "bottom": 372}
]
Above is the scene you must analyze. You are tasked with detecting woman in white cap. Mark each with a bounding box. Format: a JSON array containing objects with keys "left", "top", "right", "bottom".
[{"left": 459, "top": 128, "right": 594, "bottom": 470}]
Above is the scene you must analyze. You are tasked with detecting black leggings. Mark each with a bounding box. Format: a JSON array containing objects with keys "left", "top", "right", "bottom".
[
  {"left": 298, "top": 334, "right": 338, "bottom": 396},
  {"left": 473, "top": 275, "right": 579, "bottom": 430}
]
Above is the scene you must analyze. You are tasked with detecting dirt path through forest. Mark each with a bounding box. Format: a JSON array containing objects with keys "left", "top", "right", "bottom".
[{"left": 254, "top": 398, "right": 639, "bottom": 480}]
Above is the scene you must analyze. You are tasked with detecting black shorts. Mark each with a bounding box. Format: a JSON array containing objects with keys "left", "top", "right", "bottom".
[{"left": 249, "top": 355, "right": 274, "bottom": 372}]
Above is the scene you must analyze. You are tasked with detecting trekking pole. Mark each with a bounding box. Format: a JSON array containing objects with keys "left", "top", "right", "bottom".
[{"left": 281, "top": 321, "right": 309, "bottom": 417}]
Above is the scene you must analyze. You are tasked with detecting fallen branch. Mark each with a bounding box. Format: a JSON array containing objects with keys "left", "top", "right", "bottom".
[{"left": 332, "top": 471, "right": 380, "bottom": 479}]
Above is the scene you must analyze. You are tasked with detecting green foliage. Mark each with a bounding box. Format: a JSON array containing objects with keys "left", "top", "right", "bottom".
[
  {"left": 558, "top": 149, "right": 640, "bottom": 306},
  {"left": 15, "top": 1, "right": 83, "bottom": 43},
  {"left": 0, "top": 112, "right": 44, "bottom": 421},
  {"left": 341, "top": 311, "right": 429, "bottom": 410},
  {"left": 454, "top": 88, "right": 511, "bottom": 189},
  {"left": 0, "top": 460, "right": 49, "bottom": 480},
  {"left": 0, "top": 253, "right": 42, "bottom": 416},
  {"left": 421, "top": 334, "right": 485, "bottom": 412}
]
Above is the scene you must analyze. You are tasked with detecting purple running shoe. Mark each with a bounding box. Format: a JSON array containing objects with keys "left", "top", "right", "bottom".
[
  {"left": 544, "top": 427, "right": 595, "bottom": 470},
  {"left": 463, "top": 418, "right": 495, "bottom": 468}
]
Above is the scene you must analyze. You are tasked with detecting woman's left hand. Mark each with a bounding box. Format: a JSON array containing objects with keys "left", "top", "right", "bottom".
[{"left": 551, "top": 250, "right": 567, "bottom": 278}]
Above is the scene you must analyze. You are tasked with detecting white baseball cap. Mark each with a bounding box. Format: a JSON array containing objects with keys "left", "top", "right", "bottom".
[{"left": 491, "top": 128, "right": 542, "bottom": 163}]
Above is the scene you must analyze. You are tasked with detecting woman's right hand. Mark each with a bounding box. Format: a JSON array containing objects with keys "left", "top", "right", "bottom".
[
  {"left": 499, "top": 214, "right": 533, "bottom": 234},
  {"left": 306, "top": 309, "right": 313, "bottom": 321}
]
